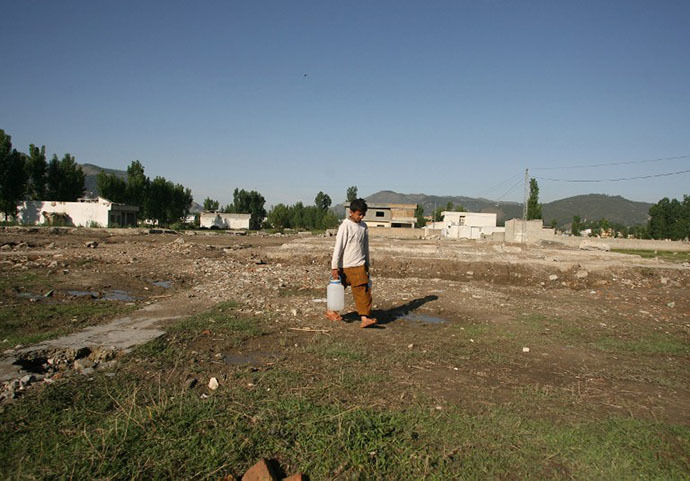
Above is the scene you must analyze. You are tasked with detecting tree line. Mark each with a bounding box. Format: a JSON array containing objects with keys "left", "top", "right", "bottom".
[
  {"left": 97, "top": 160, "right": 193, "bottom": 227},
  {"left": 0, "top": 130, "right": 86, "bottom": 220}
]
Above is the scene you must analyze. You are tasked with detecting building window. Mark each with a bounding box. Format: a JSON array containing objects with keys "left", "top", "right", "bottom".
[{"left": 375, "top": 211, "right": 385, "bottom": 217}]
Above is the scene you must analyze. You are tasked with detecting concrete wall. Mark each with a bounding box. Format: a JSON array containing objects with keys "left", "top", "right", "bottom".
[
  {"left": 505, "top": 219, "right": 555, "bottom": 244},
  {"left": 551, "top": 236, "right": 690, "bottom": 252},
  {"left": 442, "top": 211, "right": 497, "bottom": 227},
  {"left": 16, "top": 198, "right": 136, "bottom": 227},
  {"left": 368, "top": 226, "right": 424, "bottom": 239},
  {"left": 200, "top": 212, "right": 250, "bottom": 229}
]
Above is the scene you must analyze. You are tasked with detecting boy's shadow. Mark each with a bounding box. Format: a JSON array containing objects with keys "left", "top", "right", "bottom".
[{"left": 341, "top": 295, "right": 439, "bottom": 326}]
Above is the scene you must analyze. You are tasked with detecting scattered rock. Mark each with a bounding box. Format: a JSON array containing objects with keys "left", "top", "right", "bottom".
[
  {"left": 667, "top": 302, "right": 675, "bottom": 308},
  {"left": 522, "top": 347, "right": 530, "bottom": 353},
  {"left": 575, "top": 269, "right": 589, "bottom": 279},
  {"left": 74, "top": 358, "right": 95, "bottom": 373},
  {"left": 579, "top": 240, "right": 610, "bottom": 251},
  {"left": 549, "top": 274, "right": 558, "bottom": 281},
  {"left": 85, "top": 241, "right": 98, "bottom": 248},
  {"left": 174, "top": 237, "right": 185, "bottom": 244},
  {"left": 208, "top": 377, "right": 219, "bottom": 390}
]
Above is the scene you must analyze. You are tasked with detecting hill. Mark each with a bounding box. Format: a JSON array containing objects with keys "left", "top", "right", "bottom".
[{"left": 365, "top": 190, "right": 652, "bottom": 226}]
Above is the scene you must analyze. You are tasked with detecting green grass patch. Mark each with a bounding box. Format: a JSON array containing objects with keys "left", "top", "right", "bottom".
[
  {"left": 1, "top": 369, "right": 688, "bottom": 480},
  {"left": 0, "top": 301, "right": 134, "bottom": 346},
  {"left": 612, "top": 249, "right": 690, "bottom": 263},
  {"left": 594, "top": 334, "right": 690, "bottom": 355}
]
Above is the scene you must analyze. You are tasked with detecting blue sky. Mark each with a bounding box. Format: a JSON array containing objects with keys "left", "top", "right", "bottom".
[{"left": 1, "top": 0, "right": 689, "bottom": 207}]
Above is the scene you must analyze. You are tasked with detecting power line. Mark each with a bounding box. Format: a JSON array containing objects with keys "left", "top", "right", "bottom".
[
  {"left": 495, "top": 177, "right": 524, "bottom": 200},
  {"left": 477, "top": 171, "right": 524, "bottom": 199},
  {"left": 532, "top": 154, "right": 690, "bottom": 170},
  {"left": 535, "top": 168, "right": 690, "bottom": 183}
]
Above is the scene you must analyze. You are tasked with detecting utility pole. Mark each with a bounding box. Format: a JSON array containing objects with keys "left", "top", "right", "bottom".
[{"left": 522, "top": 168, "right": 529, "bottom": 244}]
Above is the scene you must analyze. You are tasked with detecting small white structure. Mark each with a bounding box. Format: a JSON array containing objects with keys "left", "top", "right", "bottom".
[
  {"left": 199, "top": 212, "right": 250, "bottom": 230},
  {"left": 16, "top": 197, "right": 138, "bottom": 227},
  {"left": 432, "top": 211, "right": 505, "bottom": 240},
  {"left": 504, "top": 219, "right": 555, "bottom": 243}
]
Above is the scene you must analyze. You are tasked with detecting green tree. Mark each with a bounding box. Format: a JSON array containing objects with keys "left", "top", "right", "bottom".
[
  {"left": 267, "top": 203, "right": 292, "bottom": 229},
  {"left": 45, "top": 154, "right": 85, "bottom": 201},
  {"left": 432, "top": 206, "right": 444, "bottom": 222},
  {"left": 571, "top": 215, "right": 582, "bottom": 236},
  {"left": 97, "top": 171, "right": 127, "bottom": 203},
  {"left": 648, "top": 196, "right": 689, "bottom": 240},
  {"left": 203, "top": 197, "right": 219, "bottom": 211},
  {"left": 229, "top": 188, "right": 266, "bottom": 230},
  {"left": 414, "top": 204, "right": 426, "bottom": 228},
  {"left": 125, "top": 160, "right": 149, "bottom": 211},
  {"left": 527, "top": 178, "right": 542, "bottom": 220},
  {"left": 550, "top": 219, "right": 558, "bottom": 230},
  {"left": 346, "top": 186, "right": 358, "bottom": 203},
  {"left": 0, "top": 130, "right": 29, "bottom": 220},
  {"left": 26, "top": 144, "right": 47, "bottom": 200},
  {"left": 315, "top": 191, "right": 332, "bottom": 210}
]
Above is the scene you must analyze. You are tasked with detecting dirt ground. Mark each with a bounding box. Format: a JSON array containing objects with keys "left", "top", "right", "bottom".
[{"left": 1, "top": 226, "right": 689, "bottom": 426}]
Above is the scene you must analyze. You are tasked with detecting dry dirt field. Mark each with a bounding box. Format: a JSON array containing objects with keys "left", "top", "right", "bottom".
[{"left": 1, "top": 226, "right": 689, "bottom": 479}]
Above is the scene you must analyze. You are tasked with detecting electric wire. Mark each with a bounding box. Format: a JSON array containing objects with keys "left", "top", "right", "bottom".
[
  {"left": 535, "top": 168, "right": 690, "bottom": 183},
  {"left": 495, "top": 177, "right": 524, "bottom": 201},
  {"left": 532, "top": 154, "right": 690, "bottom": 170},
  {"left": 477, "top": 171, "right": 524, "bottom": 200}
]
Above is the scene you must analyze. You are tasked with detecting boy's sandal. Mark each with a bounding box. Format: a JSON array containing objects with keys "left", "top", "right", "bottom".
[
  {"left": 360, "top": 318, "right": 377, "bottom": 328},
  {"left": 325, "top": 311, "right": 343, "bottom": 322}
]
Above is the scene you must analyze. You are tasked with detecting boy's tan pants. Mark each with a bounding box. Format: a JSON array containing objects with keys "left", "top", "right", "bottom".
[{"left": 339, "top": 265, "right": 372, "bottom": 317}]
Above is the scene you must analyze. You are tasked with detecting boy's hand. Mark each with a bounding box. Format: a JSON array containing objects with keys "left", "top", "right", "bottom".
[{"left": 331, "top": 269, "right": 340, "bottom": 280}]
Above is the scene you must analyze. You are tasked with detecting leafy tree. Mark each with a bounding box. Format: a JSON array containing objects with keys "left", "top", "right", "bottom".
[
  {"left": 0, "top": 130, "right": 29, "bottom": 220},
  {"left": 26, "top": 144, "right": 47, "bottom": 200},
  {"left": 315, "top": 191, "right": 331, "bottom": 211},
  {"left": 550, "top": 219, "right": 558, "bottom": 230},
  {"left": 45, "top": 153, "right": 85, "bottom": 201},
  {"left": 125, "top": 160, "right": 149, "bottom": 210},
  {"left": 267, "top": 203, "right": 292, "bottom": 229},
  {"left": 432, "top": 206, "right": 444, "bottom": 222},
  {"left": 97, "top": 171, "right": 127, "bottom": 203},
  {"left": 229, "top": 188, "right": 266, "bottom": 230},
  {"left": 203, "top": 197, "right": 219, "bottom": 211},
  {"left": 648, "top": 196, "right": 690, "bottom": 240},
  {"left": 346, "top": 186, "right": 358, "bottom": 203},
  {"left": 571, "top": 215, "right": 582, "bottom": 236},
  {"left": 527, "top": 178, "right": 542, "bottom": 220},
  {"left": 414, "top": 204, "right": 426, "bottom": 228}
]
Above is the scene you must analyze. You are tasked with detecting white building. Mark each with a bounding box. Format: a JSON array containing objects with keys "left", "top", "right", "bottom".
[
  {"left": 16, "top": 197, "right": 138, "bottom": 227},
  {"left": 199, "top": 212, "right": 250, "bottom": 230},
  {"left": 431, "top": 211, "right": 505, "bottom": 240},
  {"left": 504, "top": 218, "right": 556, "bottom": 243}
]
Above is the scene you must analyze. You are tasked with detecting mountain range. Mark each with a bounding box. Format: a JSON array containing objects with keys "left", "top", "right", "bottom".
[
  {"left": 79, "top": 164, "right": 654, "bottom": 226},
  {"left": 365, "top": 190, "right": 653, "bottom": 227}
]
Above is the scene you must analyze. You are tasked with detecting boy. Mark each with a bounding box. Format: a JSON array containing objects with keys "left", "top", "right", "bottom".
[{"left": 326, "top": 198, "right": 377, "bottom": 328}]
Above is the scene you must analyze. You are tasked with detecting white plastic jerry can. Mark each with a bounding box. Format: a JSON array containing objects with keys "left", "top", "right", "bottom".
[{"left": 327, "top": 279, "right": 345, "bottom": 311}]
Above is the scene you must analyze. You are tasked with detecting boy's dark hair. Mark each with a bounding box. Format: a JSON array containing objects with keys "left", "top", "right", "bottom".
[{"left": 349, "top": 198, "right": 368, "bottom": 214}]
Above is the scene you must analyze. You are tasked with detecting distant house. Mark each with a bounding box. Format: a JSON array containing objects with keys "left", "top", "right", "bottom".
[
  {"left": 431, "top": 211, "right": 505, "bottom": 240},
  {"left": 15, "top": 197, "right": 138, "bottom": 227},
  {"left": 199, "top": 212, "right": 250, "bottom": 230},
  {"left": 345, "top": 203, "right": 417, "bottom": 228}
]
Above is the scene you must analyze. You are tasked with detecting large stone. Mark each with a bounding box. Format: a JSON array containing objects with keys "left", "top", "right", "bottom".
[
  {"left": 578, "top": 240, "right": 610, "bottom": 251},
  {"left": 241, "top": 459, "right": 279, "bottom": 481}
]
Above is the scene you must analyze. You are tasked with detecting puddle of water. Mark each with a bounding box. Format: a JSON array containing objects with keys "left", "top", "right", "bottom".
[
  {"left": 68, "top": 290, "right": 100, "bottom": 298},
  {"left": 152, "top": 280, "right": 172, "bottom": 288},
  {"left": 17, "top": 292, "right": 43, "bottom": 300},
  {"left": 101, "top": 290, "right": 136, "bottom": 301},
  {"left": 398, "top": 313, "right": 446, "bottom": 324}
]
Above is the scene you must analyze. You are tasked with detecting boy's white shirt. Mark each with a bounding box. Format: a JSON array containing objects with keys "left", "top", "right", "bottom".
[{"left": 331, "top": 218, "right": 369, "bottom": 269}]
